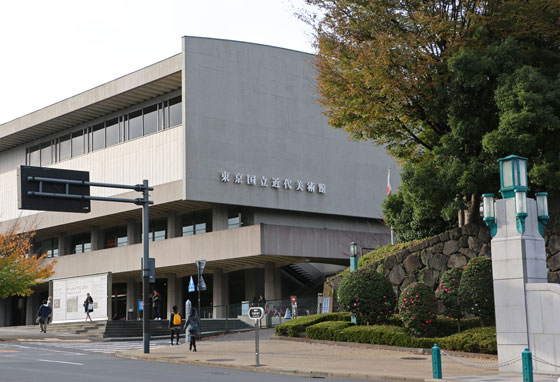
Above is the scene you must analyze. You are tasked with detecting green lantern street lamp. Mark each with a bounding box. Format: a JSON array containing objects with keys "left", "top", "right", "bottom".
[
  {"left": 349, "top": 242, "right": 358, "bottom": 272},
  {"left": 499, "top": 155, "right": 528, "bottom": 198},
  {"left": 482, "top": 193, "right": 497, "bottom": 237},
  {"left": 536, "top": 192, "right": 549, "bottom": 235}
]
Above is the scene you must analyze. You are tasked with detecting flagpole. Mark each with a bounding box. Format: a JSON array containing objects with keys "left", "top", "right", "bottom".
[{"left": 387, "top": 168, "right": 394, "bottom": 245}]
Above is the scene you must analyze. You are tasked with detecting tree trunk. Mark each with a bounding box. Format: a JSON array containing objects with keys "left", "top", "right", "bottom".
[{"left": 465, "top": 193, "right": 481, "bottom": 225}]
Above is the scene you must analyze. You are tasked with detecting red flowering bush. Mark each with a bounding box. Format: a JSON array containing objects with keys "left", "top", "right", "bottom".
[
  {"left": 337, "top": 266, "right": 396, "bottom": 325},
  {"left": 458, "top": 256, "right": 495, "bottom": 325},
  {"left": 398, "top": 282, "right": 438, "bottom": 337},
  {"left": 438, "top": 267, "right": 464, "bottom": 320}
]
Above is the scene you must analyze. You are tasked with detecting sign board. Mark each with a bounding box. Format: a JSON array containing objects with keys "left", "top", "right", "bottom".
[
  {"left": 141, "top": 258, "right": 156, "bottom": 283},
  {"left": 188, "top": 276, "right": 195, "bottom": 292},
  {"left": 196, "top": 260, "right": 206, "bottom": 274},
  {"left": 322, "top": 297, "right": 331, "bottom": 314},
  {"left": 52, "top": 273, "right": 109, "bottom": 323},
  {"left": 18, "top": 166, "right": 91, "bottom": 213},
  {"left": 198, "top": 275, "right": 207, "bottom": 291},
  {"left": 138, "top": 300, "right": 144, "bottom": 311},
  {"left": 248, "top": 307, "right": 264, "bottom": 320}
]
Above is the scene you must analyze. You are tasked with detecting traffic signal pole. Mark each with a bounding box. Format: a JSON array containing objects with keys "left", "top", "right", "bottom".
[{"left": 142, "top": 179, "right": 151, "bottom": 354}]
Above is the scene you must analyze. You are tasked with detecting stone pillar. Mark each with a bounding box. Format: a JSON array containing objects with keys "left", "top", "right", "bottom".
[
  {"left": 167, "top": 274, "right": 177, "bottom": 319},
  {"left": 245, "top": 269, "right": 257, "bottom": 301},
  {"left": 91, "top": 227, "right": 105, "bottom": 251},
  {"left": 212, "top": 206, "right": 228, "bottom": 231},
  {"left": 58, "top": 234, "right": 70, "bottom": 256},
  {"left": 167, "top": 212, "right": 182, "bottom": 239},
  {"left": 127, "top": 221, "right": 141, "bottom": 245},
  {"left": 492, "top": 197, "right": 547, "bottom": 372},
  {"left": 25, "top": 295, "right": 35, "bottom": 325},
  {"left": 264, "top": 262, "right": 278, "bottom": 303},
  {"left": 126, "top": 277, "right": 136, "bottom": 320},
  {"left": 213, "top": 268, "right": 229, "bottom": 318}
]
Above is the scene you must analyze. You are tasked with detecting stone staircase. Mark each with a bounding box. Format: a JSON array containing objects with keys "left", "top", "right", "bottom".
[{"left": 39, "top": 318, "right": 253, "bottom": 339}]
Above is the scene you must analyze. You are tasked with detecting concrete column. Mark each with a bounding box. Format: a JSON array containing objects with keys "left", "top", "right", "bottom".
[
  {"left": 127, "top": 221, "right": 141, "bottom": 245},
  {"left": 167, "top": 212, "right": 181, "bottom": 239},
  {"left": 274, "top": 268, "right": 282, "bottom": 301},
  {"left": 245, "top": 269, "right": 257, "bottom": 301},
  {"left": 25, "top": 295, "right": 34, "bottom": 325},
  {"left": 0, "top": 299, "right": 5, "bottom": 326},
  {"left": 176, "top": 277, "right": 185, "bottom": 316},
  {"left": 91, "top": 227, "right": 105, "bottom": 251},
  {"left": 126, "top": 277, "right": 136, "bottom": 320},
  {"left": 264, "top": 262, "right": 277, "bottom": 303},
  {"left": 106, "top": 272, "right": 112, "bottom": 322},
  {"left": 213, "top": 268, "right": 230, "bottom": 318},
  {"left": 57, "top": 234, "right": 70, "bottom": 256},
  {"left": 167, "top": 274, "right": 177, "bottom": 319},
  {"left": 212, "top": 206, "right": 228, "bottom": 231},
  {"left": 4, "top": 297, "right": 13, "bottom": 326}
]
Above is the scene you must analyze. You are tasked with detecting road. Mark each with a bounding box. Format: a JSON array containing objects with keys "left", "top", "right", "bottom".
[{"left": 0, "top": 339, "right": 358, "bottom": 382}]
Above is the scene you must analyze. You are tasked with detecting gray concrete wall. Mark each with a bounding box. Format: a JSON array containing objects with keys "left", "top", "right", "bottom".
[{"left": 182, "top": 36, "right": 399, "bottom": 220}]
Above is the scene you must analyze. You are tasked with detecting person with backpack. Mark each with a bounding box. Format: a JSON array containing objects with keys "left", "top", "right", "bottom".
[
  {"left": 37, "top": 299, "right": 51, "bottom": 333},
  {"left": 169, "top": 305, "right": 182, "bottom": 345},
  {"left": 184, "top": 307, "right": 200, "bottom": 351}
]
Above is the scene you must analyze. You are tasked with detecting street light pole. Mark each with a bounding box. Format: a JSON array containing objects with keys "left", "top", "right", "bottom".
[{"left": 142, "top": 179, "right": 151, "bottom": 354}]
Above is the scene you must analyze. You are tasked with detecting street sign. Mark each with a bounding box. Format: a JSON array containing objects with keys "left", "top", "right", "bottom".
[
  {"left": 198, "top": 275, "right": 207, "bottom": 291},
  {"left": 196, "top": 260, "right": 206, "bottom": 274},
  {"left": 188, "top": 276, "right": 195, "bottom": 292},
  {"left": 138, "top": 300, "right": 144, "bottom": 311},
  {"left": 18, "top": 166, "right": 91, "bottom": 213},
  {"left": 141, "top": 258, "right": 156, "bottom": 283},
  {"left": 248, "top": 307, "right": 264, "bottom": 320}
]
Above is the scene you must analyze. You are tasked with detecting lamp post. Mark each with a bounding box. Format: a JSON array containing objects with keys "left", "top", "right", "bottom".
[{"left": 349, "top": 242, "right": 358, "bottom": 324}]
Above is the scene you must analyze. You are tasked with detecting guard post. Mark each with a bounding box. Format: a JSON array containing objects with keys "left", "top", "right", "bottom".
[
  {"left": 432, "top": 344, "right": 442, "bottom": 379},
  {"left": 522, "top": 348, "right": 533, "bottom": 382}
]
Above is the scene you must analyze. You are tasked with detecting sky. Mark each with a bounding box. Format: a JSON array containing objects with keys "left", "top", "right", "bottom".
[{"left": 0, "top": 0, "right": 316, "bottom": 124}]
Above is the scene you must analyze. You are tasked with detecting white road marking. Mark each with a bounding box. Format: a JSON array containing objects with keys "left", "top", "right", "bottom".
[
  {"left": 37, "top": 359, "right": 84, "bottom": 366},
  {"left": 11, "top": 344, "right": 85, "bottom": 355}
]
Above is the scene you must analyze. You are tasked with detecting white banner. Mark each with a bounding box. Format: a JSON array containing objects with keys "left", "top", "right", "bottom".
[{"left": 52, "top": 273, "right": 109, "bottom": 323}]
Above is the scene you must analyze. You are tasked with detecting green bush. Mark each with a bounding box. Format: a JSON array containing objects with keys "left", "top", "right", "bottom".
[
  {"left": 431, "top": 316, "right": 481, "bottom": 337},
  {"left": 458, "top": 257, "right": 495, "bottom": 325},
  {"left": 274, "top": 313, "right": 351, "bottom": 337},
  {"left": 439, "top": 267, "right": 464, "bottom": 320},
  {"left": 338, "top": 266, "right": 396, "bottom": 325},
  {"left": 305, "top": 321, "right": 355, "bottom": 340},
  {"left": 398, "top": 282, "right": 438, "bottom": 336},
  {"left": 334, "top": 325, "right": 497, "bottom": 354}
]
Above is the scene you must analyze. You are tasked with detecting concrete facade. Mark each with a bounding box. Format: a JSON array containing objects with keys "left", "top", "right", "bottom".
[{"left": 0, "top": 37, "right": 397, "bottom": 326}]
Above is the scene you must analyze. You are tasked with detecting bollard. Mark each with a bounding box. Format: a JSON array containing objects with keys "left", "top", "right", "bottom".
[
  {"left": 432, "top": 344, "right": 442, "bottom": 379},
  {"left": 522, "top": 348, "right": 533, "bottom": 382}
]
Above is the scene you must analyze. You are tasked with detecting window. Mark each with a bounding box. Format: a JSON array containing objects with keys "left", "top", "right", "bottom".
[
  {"left": 71, "top": 233, "right": 91, "bottom": 254},
  {"left": 92, "top": 123, "right": 105, "bottom": 151},
  {"left": 143, "top": 105, "right": 158, "bottom": 135},
  {"left": 168, "top": 96, "right": 182, "bottom": 127},
  {"left": 228, "top": 209, "right": 241, "bottom": 229},
  {"left": 105, "top": 118, "right": 119, "bottom": 147},
  {"left": 40, "top": 142, "right": 52, "bottom": 166},
  {"left": 182, "top": 210, "right": 212, "bottom": 236},
  {"left": 105, "top": 226, "right": 127, "bottom": 248},
  {"left": 149, "top": 219, "right": 167, "bottom": 242},
  {"left": 71, "top": 130, "right": 84, "bottom": 157},
  {"left": 59, "top": 134, "right": 71, "bottom": 161},
  {"left": 36, "top": 238, "right": 58, "bottom": 258},
  {"left": 28, "top": 145, "right": 40, "bottom": 166},
  {"left": 128, "top": 110, "right": 143, "bottom": 140}
]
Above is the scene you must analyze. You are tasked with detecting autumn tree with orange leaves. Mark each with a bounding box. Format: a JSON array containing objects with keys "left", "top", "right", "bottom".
[{"left": 0, "top": 226, "right": 55, "bottom": 298}]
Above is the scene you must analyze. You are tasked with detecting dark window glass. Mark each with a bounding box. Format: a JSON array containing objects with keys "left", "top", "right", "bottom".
[
  {"left": 59, "top": 135, "right": 71, "bottom": 161},
  {"left": 195, "top": 223, "right": 207, "bottom": 234},
  {"left": 29, "top": 145, "right": 40, "bottom": 166},
  {"left": 150, "top": 219, "right": 167, "bottom": 242},
  {"left": 143, "top": 105, "right": 157, "bottom": 135},
  {"left": 182, "top": 210, "right": 212, "bottom": 236},
  {"left": 105, "top": 118, "right": 119, "bottom": 147},
  {"left": 182, "top": 224, "right": 194, "bottom": 236},
  {"left": 71, "top": 233, "right": 91, "bottom": 254},
  {"left": 40, "top": 142, "right": 51, "bottom": 166},
  {"left": 128, "top": 110, "right": 143, "bottom": 140},
  {"left": 228, "top": 209, "right": 241, "bottom": 229},
  {"left": 72, "top": 130, "right": 84, "bottom": 157},
  {"left": 105, "top": 226, "right": 128, "bottom": 248},
  {"left": 168, "top": 97, "right": 182, "bottom": 127},
  {"left": 38, "top": 238, "right": 58, "bottom": 258},
  {"left": 92, "top": 123, "right": 105, "bottom": 151}
]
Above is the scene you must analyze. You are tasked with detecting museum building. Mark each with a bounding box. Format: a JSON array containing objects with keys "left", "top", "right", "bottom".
[{"left": 0, "top": 37, "right": 397, "bottom": 326}]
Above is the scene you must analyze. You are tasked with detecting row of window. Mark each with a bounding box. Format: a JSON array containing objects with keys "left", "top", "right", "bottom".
[
  {"left": 36, "top": 210, "right": 242, "bottom": 257},
  {"left": 26, "top": 95, "right": 182, "bottom": 166}
]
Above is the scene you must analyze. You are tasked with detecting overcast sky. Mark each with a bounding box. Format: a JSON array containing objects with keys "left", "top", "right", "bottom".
[{"left": 0, "top": 0, "right": 315, "bottom": 124}]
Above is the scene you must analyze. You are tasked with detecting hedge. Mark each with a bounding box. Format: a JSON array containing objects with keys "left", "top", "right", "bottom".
[
  {"left": 302, "top": 321, "right": 497, "bottom": 354},
  {"left": 305, "top": 321, "right": 355, "bottom": 340},
  {"left": 274, "top": 313, "right": 351, "bottom": 337}
]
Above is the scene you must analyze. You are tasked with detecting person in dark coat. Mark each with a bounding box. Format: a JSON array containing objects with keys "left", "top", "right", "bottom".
[
  {"left": 84, "top": 293, "right": 94, "bottom": 322},
  {"left": 184, "top": 307, "right": 200, "bottom": 352},
  {"left": 169, "top": 305, "right": 182, "bottom": 345},
  {"left": 37, "top": 299, "right": 51, "bottom": 333},
  {"left": 152, "top": 290, "right": 161, "bottom": 320}
]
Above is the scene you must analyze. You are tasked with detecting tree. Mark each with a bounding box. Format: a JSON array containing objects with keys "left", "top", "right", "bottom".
[
  {"left": 303, "top": 0, "right": 560, "bottom": 239},
  {"left": 398, "top": 282, "right": 438, "bottom": 337},
  {"left": 0, "top": 226, "right": 55, "bottom": 298},
  {"left": 438, "top": 267, "right": 465, "bottom": 331},
  {"left": 458, "top": 256, "right": 494, "bottom": 325}
]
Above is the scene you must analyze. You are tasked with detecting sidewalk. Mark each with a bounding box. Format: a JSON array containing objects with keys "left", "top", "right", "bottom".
[{"left": 116, "top": 330, "right": 557, "bottom": 382}]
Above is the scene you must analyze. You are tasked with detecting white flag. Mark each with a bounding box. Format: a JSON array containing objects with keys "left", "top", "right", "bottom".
[{"left": 386, "top": 168, "right": 392, "bottom": 196}]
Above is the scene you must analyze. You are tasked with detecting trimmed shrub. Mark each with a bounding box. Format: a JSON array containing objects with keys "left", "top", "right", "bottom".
[
  {"left": 398, "top": 282, "right": 438, "bottom": 336},
  {"left": 274, "top": 313, "right": 351, "bottom": 337},
  {"left": 305, "top": 321, "right": 355, "bottom": 340},
  {"left": 458, "top": 257, "right": 495, "bottom": 325},
  {"left": 338, "top": 266, "right": 396, "bottom": 325},
  {"left": 437, "top": 327, "right": 497, "bottom": 354},
  {"left": 431, "top": 316, "right": 481, "bottom": 337},
  {"left": 438, "top": 267, "right": 464, "bottom": 321}
]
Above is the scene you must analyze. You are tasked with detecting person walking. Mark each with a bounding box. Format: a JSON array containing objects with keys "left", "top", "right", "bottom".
[
  {"left": 169, "top": 305, "right": 182, "bottom": 345},
  {"left": 37, "top": 300, "right": 51, "bottom": 333},
  {"left": 184, "top": 307, "right": 200, "bottom": 352},
  {"left": 84, "top": 293, "right": 94, "bottom": 322},
  {"left": 46, "top": 296, "right": 53, "bottom": 324},
  {"left": 152, "top": 290, "right": 161, "bottom": 320}
]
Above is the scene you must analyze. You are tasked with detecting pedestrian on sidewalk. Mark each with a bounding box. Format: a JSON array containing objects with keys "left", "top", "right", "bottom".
[
  {"left": 47, "top": 296, "right": 53, "bottom": 324},
  {"left": 184, "top": 307, "right": 199, "bottom": 352},
  {"left": 37, "top": 299, "right": 51, "bottom": 333},
  {"left": 152, "top": 290, "right": 161, "bottom": 320},
  {"left": 84, "top": 293, "right": 94, "bottom": 322},
  {"left": 169, "top": 305, "right": 182, "bottom": 345}
]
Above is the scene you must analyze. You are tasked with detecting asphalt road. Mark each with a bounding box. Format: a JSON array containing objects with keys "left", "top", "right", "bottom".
[{"left": 0, "top": 340, "right": 357, "bottom": 382}]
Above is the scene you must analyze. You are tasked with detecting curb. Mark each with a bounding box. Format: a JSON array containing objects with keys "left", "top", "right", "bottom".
[
  {"left": 114, "top": 352, "right": 425, "bottom": 381},
  {"left": 270, "top": 336, "right": 498, "bottom": 360}
]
